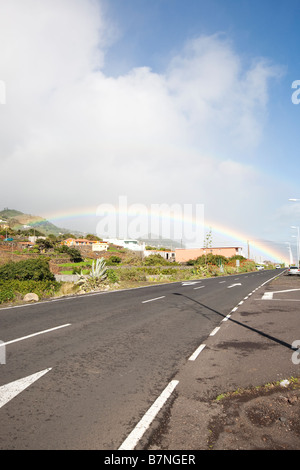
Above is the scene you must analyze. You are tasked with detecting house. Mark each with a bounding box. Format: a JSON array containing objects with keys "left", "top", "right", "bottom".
[
  {"left": 62, "top": 238, "right": 108, "bottom": 249},
  {"left": 175, "top": 246, "right": 243, "bottom": 263},
  {"left": 103, "top": 238, "right": 145, "bottom": 252},
  {"left": 92, "top": 242, "right": 109, "bottom": 252},
  {"left": 62, "top": 238, "right": 76, "bottom": 246},
  {"left": 62, "top": 238, "right": 96, "bottom": 247},
  {"left": 0, "top": 219, "right": 9, "bottom": 229},
  {"left": 144, "top": 249, "right": 176, "bottom": 261},
  {"left": 18, "top": 241, "right": 34, "bottom": 249},
  {"left": 73, "top": 239, "right": 97, "bottom": 246}
]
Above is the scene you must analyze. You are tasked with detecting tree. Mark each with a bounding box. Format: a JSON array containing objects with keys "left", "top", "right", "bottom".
[
  {"left": 36, "top": 238, "right": 54, "bottom": 252},
  {"left": 58, "top": 245, "right": 83, "bottom": 262},
  {"left": 86, "top": 234, "right": 102, "bottom": 241}
]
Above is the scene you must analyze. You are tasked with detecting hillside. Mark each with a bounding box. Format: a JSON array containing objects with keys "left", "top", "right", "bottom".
[{"left": 0, "top": 208, "right": 81, "bottom": 237}]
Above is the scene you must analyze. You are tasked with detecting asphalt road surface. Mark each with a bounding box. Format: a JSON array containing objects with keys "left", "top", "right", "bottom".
[{"left": 0, "top": 269, "right": 285, "bottom": 449}]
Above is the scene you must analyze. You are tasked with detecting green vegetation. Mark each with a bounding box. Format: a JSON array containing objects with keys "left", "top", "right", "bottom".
[
  {"left": 215, "top": 377, "right": 300, "bottom": 402},
  {"left": 0, "top": 279, "right": 61, "bottom": 304},
  {"left": 0, "top": 213, "right": 278, "bottom": 304},
  {"left": 143, "top": 254, "right": 174, "bottom": 266},
  {"left": 75, "top": 258, "right": 107, "bottom": 292},
  {"left": 0, "top": 258, "right": 60, "bottom": 304},
  {"left": 0, "top": 258, "right": 55, "bottom": 281},
  {"left": 57, "top": 245, "right": 83, "bottom": 262}
]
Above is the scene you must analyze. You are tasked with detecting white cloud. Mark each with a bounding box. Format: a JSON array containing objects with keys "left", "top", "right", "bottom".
[{"left": 0, "top": 0, "right": 283, "bottom": 244}]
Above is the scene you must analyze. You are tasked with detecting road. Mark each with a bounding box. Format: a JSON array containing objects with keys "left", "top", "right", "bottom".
[{"left": 0, "top": 269, "right": 284, "bottom": 449}]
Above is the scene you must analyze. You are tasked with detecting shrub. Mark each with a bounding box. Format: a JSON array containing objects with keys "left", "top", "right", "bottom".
[
  {"left": 143, "top": 254, "right": 169, "bottom": 266},
  {"left": 0, "top": 287, "right": 15, "bottom": 303},
  {"left": 107, "top": 255, "right": 122, "bottom": 265},
  {"left": 119, "top": 268, "right": 146, "bottom": 282},
  {"left": 193, "top": 254, "right": 228, "bottom": 266},
  {"left": 0, "top": 258, "right": 55, "bottom": 281},
  {"left": 106, "top": 269, "right": 120, "bottom": 283},
  {"left": 0, "top": 279, "right": 61, "bottom": 304},
  {"left": 58, "top": 245, "right": 83, "bottom": 262}
]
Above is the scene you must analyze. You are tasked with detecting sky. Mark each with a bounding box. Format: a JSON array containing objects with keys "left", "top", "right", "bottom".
[{"left": 0, "top": 0, "right": 300, "bottom": 263}]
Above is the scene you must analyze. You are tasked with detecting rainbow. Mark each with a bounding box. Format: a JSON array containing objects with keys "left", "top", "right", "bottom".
[{"left": 37, "top": 204, "right": 288, "bottom": 264}]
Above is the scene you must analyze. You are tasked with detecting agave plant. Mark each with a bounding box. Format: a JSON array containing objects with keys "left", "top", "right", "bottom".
[
  {"left": 90, "top": 257, "right": 107, "bottom": 280},
  {"left": 76, "top": 257, "right": 107, "bottom": 291}
]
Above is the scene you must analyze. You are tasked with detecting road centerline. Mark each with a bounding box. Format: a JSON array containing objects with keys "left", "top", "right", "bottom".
[
  {"left": 1, "top": 323, "right": 71, "bottom": 346},
  {"left": 142, "top": 296, "right": 165, "bottom": 304}
]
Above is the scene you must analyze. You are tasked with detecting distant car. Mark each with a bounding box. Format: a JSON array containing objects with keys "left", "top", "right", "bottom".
[
  {"left": 256, "top": 265, "right": 264, "bottom": 270},
  {"left": 288, "top": 266, "right": 300, "bottom": 275},
  {"left": 275, "top": 265, "right": 281, "bottom": 269}
]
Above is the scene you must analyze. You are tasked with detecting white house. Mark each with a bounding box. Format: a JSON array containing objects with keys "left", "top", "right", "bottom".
[
  {"left": 104, "top": 238, "right": 145, "bottom": 252},
  {"left": 92, "top": 242, "right": 109, "bottom": 252}
]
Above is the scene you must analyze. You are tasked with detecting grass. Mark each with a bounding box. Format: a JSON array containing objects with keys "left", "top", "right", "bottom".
[
  {"left": 215, "top": 377, "right": 300, "bottom": 402},
  {"left": 60, "top": 269, "right": 90, "bottom": 275},
  {"left": 58, "top": 260, "right": 93, "bottom": 268}
]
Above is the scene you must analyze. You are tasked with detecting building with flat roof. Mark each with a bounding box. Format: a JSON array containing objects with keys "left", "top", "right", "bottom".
[
  {"left": 103, "top": 238, "right": 145, "bottom": 252},
  {"left": 175, "top": 246, "right": 243, "bottom": 263}
]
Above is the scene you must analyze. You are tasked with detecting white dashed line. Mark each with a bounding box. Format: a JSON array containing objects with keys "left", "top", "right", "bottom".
[
  {"left": 2, "top": 324, "right": 71, "bottom": 346},
  {"left": 189, "top": 344, "right": 206, "bottom": 361},
  {"left": 210, "top": 326, "right": 220, "bottom": 336},
  {"left": 222, "top": 314, "right": 231, "bottom": 322},
  {"left": 142, "top": 296, "right": 165, "bottom": 303}
]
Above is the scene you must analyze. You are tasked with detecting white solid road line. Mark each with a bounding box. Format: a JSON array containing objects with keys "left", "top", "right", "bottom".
[
  {"left": 142, "top": 296, "right": 165, "bottom": 303},
  {"left": 0, "top": 368, "right": 52, "bottom": 409},
  {"left": 1, "top": 323, "right": 71, "bottom": 346},
  {"left": 118, "top": 379, "right": 179, "bottom": 450}
]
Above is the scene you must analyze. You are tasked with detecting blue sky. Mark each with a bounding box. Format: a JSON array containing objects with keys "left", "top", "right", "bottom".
[
  {"left": 102, "top": 0, "right": 300, "bottom": 183},
  {"left": 103, "top": 0, "right": 299, "bottom": 169},
  {"left": 0, "top": 0, "right": 300, "bottom": 262}
]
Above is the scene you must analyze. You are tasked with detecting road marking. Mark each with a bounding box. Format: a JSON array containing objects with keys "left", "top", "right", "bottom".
[
  {"left": 118, "top": 380, "right": 179, "bottom": 450},
  {"left": 273, "top": 288, "right": 300, "bottom": 293},
  {"left": 210, "top": 327, "right": 220, "bottom": 336},
  {"left": 1, "top": 324, "right": 71, "bottom": 346},
  {"left": 258, "top": 298, "right": 300, "bottom": 302},
  {"left": 142, "top": 296, "right": 165, "bottom": 304},
  {"left": 194, "top": 286, "right": 205, "bottom": 290},
  {"left": 228, "top": 283, "right": 242, "bottom": 288},
  {"left": 222, "top": 314, "right": 231, "bottom": 322},
  {"left": 182, "top": 281, "right": 201, "bottom": 286},
  {"left": 189, "top": 344, "right": 206, "bottom": 361},
  {"left": 262, "top": 292, "right": 273, "bottom": 300},
  {"left": 219, "top": 281, "right": 226, "bottom": 283},
  {"left": 262, "top": 288, "right": 300, "bottom": 301},
  {"left": 0, "top": 368, "right": 51, "bottom": 409}
]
